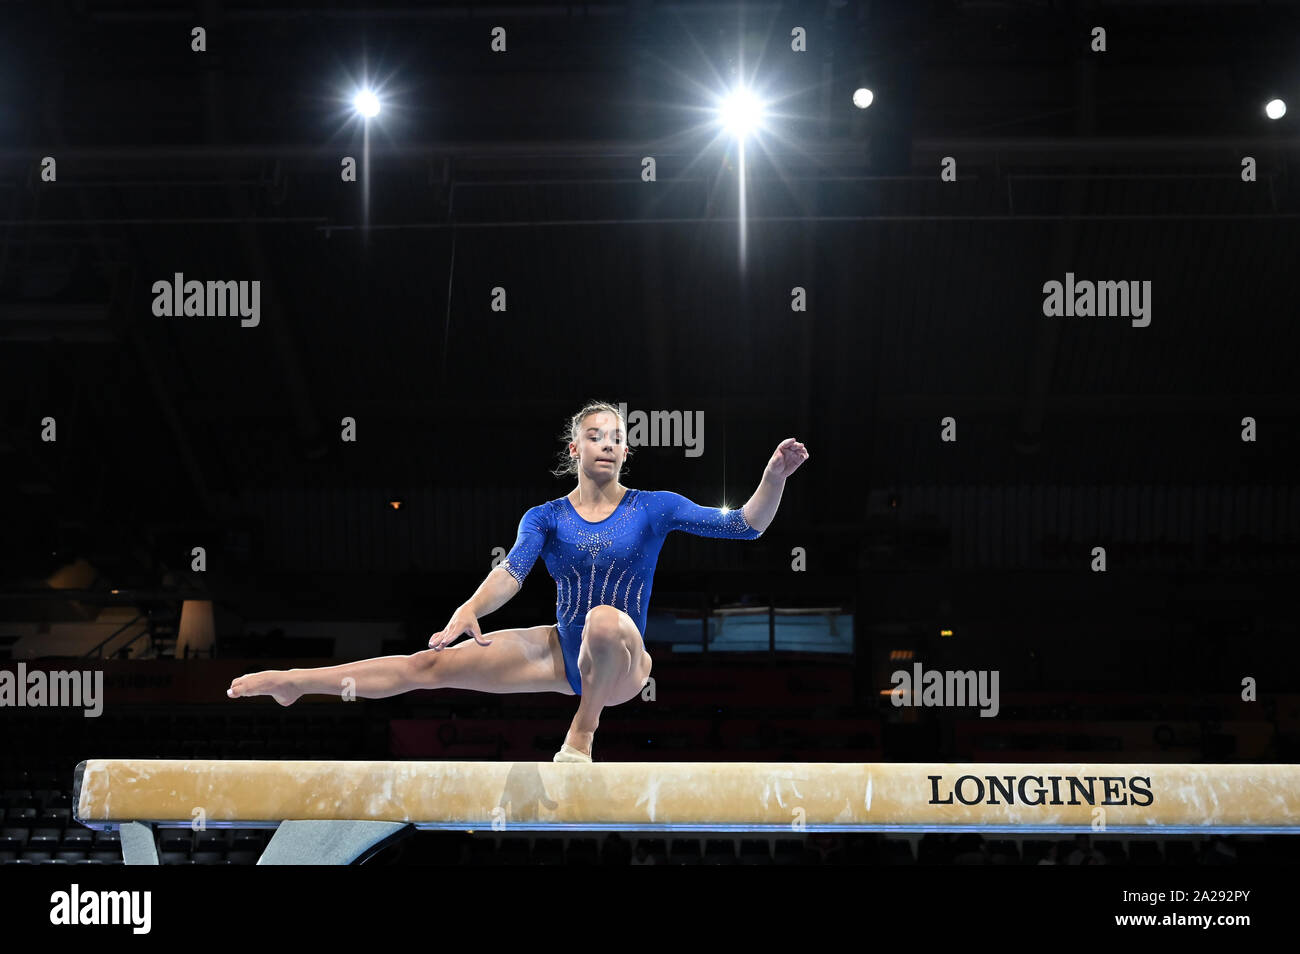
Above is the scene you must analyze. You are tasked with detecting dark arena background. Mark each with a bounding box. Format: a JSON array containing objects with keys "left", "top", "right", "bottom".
[{"left": 1, "top": 0, "right": 1298, "bottom": 937}]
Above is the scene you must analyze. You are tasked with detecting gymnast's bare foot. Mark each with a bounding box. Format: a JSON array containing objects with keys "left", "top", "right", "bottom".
[{"left": 227, "top": 670, "right": 301, "bottom": 707}]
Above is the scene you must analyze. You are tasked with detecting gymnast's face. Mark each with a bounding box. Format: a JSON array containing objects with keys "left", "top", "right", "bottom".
[{"left": 572, "top": 412, "right": 628, "bottom": 482}]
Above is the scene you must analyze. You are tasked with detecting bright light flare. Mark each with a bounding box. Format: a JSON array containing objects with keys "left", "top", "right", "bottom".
[
  {"left": 1265, "top": 98, "right": 1286, "bottom": 120},
  {"left": 853, "top": 87, "right": 874, "bottom": 109},
  {"left": 718, "top": 86, "right": 766, "bottom": 139},
  {"left": 353, "top": 89, "right": 381, "bottom": 118}
]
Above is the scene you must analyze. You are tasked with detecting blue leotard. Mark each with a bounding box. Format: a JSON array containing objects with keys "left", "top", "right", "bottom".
[{"left": 499, "top": 488, "right": 763, "bottom": 694}]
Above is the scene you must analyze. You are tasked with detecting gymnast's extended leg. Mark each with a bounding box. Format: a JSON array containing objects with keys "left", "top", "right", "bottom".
[{"left": 226, "top": 623, "right": 571, "bottom": 705}]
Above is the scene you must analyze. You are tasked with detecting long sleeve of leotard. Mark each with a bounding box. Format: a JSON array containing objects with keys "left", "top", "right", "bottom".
[
  {"left": 500, "top": 504, "right": 551, "bottom": 586},
  {"left": 654, "top": 490, "right": 764, "bottom": 540}
]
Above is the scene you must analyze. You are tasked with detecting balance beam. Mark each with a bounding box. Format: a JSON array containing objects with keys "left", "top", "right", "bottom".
[{"left": 73, "top": 759, "right": 1300, "bottom": 864}]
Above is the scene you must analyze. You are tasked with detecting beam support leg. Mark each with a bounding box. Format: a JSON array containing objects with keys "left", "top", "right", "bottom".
[
  {"left": 120, "top": 821, "right": 159, "bottom": 865},
  {"left": 257, "top": 820, "right": 414, "bottom": 865}
]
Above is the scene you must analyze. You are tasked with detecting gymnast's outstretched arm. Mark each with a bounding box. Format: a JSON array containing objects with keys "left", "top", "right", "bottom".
[
  {"left": 741, "top": 437, "right": 810, "bottom": 532},
  {"left": 428, "top": 501, "right": 549, "bottom": 650},
  {"left": 426, "top": 565, "right": 520, "bottom": 650}
]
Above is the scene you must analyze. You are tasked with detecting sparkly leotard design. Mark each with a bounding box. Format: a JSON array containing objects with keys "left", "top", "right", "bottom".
[{"left": 500, "top": 488, "right": 763, "bottom": 694}]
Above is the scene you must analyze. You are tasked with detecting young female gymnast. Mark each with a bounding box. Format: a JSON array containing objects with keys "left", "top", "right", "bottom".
[{"left": 227, "top": 401, "right": 809, "bottom": 761}]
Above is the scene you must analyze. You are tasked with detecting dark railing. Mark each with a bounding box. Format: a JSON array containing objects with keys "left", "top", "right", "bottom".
[{"left": 83, "top": 613, "right": 147, "bottom": 659}]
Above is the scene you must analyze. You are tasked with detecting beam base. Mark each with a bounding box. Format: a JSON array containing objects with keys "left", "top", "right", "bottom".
[
  {"left": 257, "top": 820, "right": 413, "bottom": 865},
  {"left": 120, "top": 821, "right": 159, "bottom": 865}
]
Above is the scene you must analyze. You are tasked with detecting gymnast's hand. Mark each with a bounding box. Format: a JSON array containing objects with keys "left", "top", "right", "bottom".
[
  {"left": 428, "top": 605, "right": 493, "bottom": 651},
  {"left": 763, "top": 437, "right": 810, "bottom": 481}
]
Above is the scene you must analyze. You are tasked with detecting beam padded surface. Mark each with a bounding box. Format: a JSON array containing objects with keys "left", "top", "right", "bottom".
[{"left": 74, "top": 759, "right": 1300, "bottom": 833}]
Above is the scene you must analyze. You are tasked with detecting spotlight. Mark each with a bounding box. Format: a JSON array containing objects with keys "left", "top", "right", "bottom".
[
  {"left": 852, "top": 87, "right": 874, "bottom": 109},
  {"left": 1265, "top": 98, "right": 1286, "bottom": 120},
  {"left": 353, "top": 89, "right": 381, "bottom": 118},
  {"left": 718, "top": 86, "right": 765, "bottom": 139}
]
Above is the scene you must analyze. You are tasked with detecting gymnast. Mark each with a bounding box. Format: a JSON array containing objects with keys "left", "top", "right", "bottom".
[{"left": 227, "top": 401, "right": 809, "bottom": 762}]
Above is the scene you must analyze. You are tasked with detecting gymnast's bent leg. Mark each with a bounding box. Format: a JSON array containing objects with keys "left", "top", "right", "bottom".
[
  {"left": 226, "top": 623, "right": 571, "bottom": 705},
  {"left": 558, "top": 605, "right": 653, "bottom": 760}
]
